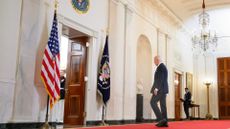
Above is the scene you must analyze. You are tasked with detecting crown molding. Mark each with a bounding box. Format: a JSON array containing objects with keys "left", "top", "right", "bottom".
[
  {"left": 109, "top": 0, "right": 192, "bottom": 37},
  {"left": 154, "top": 0, "right": 191, "bottom": 35}
]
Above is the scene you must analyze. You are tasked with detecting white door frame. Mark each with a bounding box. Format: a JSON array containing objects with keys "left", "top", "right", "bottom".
[{"left": 57, "top": 14, "right": 99, "bottom": 125}]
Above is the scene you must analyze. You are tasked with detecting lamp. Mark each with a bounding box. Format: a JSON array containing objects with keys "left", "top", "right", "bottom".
[
  {"left": 191, "top": 0, "right": 218, "bottom": 52},
  {"left": 204, "top": 80, "right": 213, "bottom": 120}
]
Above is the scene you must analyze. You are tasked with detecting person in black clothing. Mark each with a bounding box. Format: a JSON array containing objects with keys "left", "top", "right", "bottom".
[
  {"left": 60, "top": 74, "right": 66, "bottom": 100},
  {"left": 150, "top": 56, "right": 169, "bottom": 127},
  {"left": 183, "top": 88, "right": 192, "bottom": 119}
]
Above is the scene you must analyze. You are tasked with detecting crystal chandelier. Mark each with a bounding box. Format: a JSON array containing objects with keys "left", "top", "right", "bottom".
[{"left": 191, "top": 0, "right": 218, "bottom": 52}]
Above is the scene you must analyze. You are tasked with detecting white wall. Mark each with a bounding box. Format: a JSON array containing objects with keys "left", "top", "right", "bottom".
[
  {"left": 0, "top": 0, "right": 22, "bottom": 123},
  {"left": 1, "top": 0, "right": 109, "bottom": 123},
  {"left": 0, "top": 0, "right": 194, "bottom": 123},
  {"left": 186, "top": 8, "right": 230, "bottom": 118}
]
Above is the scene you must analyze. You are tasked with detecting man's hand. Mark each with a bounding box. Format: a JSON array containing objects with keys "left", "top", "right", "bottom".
[{"left": 154, "top": 88, "right": 158, "bottom": 96}]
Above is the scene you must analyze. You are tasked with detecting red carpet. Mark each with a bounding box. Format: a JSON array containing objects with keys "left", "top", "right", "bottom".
[{"left": 78, "top": 121, "right": 230, "bottom": 129}]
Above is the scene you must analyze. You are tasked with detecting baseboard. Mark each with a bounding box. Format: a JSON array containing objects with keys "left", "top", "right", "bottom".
[
  {"left": 86, "top": 119, "right": 158, "bottom": 126},
  {"left": 86, "top": 120, "right": 136, "bottom": 126},
  {"left": 86, "top": 118, "right": 208, "bottom": 126},
  {"left": 0, "top": 122, "right": 61, "bottom": 129},
  {"left": 0, "top": 118, "right": 217, "bottom": 128}
]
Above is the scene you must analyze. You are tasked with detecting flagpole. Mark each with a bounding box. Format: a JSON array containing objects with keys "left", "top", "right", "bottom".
[
  {"left": 100, "top": 105, "right": 108, "bottom": 126},
  {"left": 45, "top": 95, "right": 50, "bottom": 123},
  {"left": 101, "top": 105, "right": 105, "bottom": 125},
  {"left": 40, "top": 1, "right": 58, "bottom": 129},
  {"left": 40, "top": 95, "right": 53, "bottom": 129},
  {"left": 98, "top": 0, "right": 110, "bottom": 122}
]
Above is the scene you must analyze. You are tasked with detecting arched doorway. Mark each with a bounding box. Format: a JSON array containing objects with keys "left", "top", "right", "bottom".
[{"left": 136, "top": 35, "right": 153, "bottom": 120}]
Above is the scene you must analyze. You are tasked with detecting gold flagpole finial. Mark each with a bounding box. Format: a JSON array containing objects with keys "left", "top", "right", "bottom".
[{"left": 54, "top": 0, "right": 58, "bottom": 10}]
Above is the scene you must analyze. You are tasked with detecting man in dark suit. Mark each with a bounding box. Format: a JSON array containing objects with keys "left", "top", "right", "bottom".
[
  {"left": 183, "top": 88, "right": 192, "bottom": 119},
  {"left": 150, "top": 56, "right": 169, "bottom": 127}
]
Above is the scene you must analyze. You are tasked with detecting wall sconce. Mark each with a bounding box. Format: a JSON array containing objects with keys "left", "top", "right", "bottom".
[{"left": 174, "top": 80, "right": 179, "bottom": 85}]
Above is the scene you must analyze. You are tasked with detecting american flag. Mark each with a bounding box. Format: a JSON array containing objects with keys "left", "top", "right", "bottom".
[{"left": 41, "top": 11, "right": 60, "bottom": 109}]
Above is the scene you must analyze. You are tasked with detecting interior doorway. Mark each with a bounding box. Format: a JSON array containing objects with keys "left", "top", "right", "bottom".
[
  {"left": 60, "top": 25, "right": 89, "bottom": 126},
  {"left": 174, "top": 72, "right": 182, "bottom": 121},
  {"left": 217, "top": 57, "right": 230, "bottom": 119}
]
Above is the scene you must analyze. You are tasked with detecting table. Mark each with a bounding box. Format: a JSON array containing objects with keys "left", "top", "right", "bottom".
[{"left": 190, "top": 104, "right": 200, "bottom": 119}]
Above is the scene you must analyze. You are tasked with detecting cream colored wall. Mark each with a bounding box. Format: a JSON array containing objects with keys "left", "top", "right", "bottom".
[
  {"left": 0, "top": 0, "right": 22, "bottom": 123},
  {"left": 0, "top": 0, "right": 194, "bottom": 123},
  {"left": 1, "top": 0, "right": 109, "bottom": 123},
  {"left": 187, "top": 8, "right": 230, "bottom": 119},
  {"left": 108, "top": 0, "right": 194, "bottom": 120},
  {"left": 136, "top": 35, "right": 153, "bottom": 119}
]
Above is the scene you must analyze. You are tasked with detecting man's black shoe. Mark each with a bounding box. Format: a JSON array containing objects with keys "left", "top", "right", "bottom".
[
  {"left": 155, "top": 119, "right": 168, "bottom": 127},
  {"left": 156, "top": 123, "right": 168, "bottom": 127}
]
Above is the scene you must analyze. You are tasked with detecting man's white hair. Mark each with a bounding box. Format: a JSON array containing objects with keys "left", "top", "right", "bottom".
[{"left": 155, "top": 55, "right": 162, "bottom": 62}]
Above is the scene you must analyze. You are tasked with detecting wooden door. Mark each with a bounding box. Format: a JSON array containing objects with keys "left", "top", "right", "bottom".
[
  {"left": 64, "top": 37, "right": 88, "bottom": 125},
  {"left": 218, "top": 57, "right": 230, "bottom": 119},
  {"left": 175, "top": 72, "right": 182, "bottom": 121}
]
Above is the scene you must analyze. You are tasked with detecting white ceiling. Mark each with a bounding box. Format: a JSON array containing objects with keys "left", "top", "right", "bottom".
[{"left": 159, "top": 0, "right": 230, "bottom": 21}]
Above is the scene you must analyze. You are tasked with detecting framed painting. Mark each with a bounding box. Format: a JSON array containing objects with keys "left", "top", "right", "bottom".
[{"left": 186, "top": 72, "right": 193, "bottom": 93}]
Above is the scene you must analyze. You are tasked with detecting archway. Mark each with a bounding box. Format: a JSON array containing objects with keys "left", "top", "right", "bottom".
[{"left": 136, "top": 35, "right": 153, "bottom": 120}]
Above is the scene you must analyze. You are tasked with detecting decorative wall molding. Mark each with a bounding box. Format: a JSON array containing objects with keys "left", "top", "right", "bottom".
[
  {"left": 57, "top": 14, "right": 99, "bottom": 38},
  {"left": 151, "top": 0, "right": 191, "bottom": 35},
  {"left": 111, "top": 0, "right": 178, "bottom": 37},
  {"left": 111, "top": 0, "right": 191, "bottom": 37}
]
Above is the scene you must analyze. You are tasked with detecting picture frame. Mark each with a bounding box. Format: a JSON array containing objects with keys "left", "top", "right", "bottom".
[{"left": 186, "top": 72, "right": 193, "bottom": 93}]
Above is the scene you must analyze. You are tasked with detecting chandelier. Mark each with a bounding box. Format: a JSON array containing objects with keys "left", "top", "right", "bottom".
[{"left": 191, "top": 0, "right": 218, "bottom": 52}]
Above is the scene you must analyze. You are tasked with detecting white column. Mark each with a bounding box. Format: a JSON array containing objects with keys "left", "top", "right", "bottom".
[
  {"left": 12, "top": 0, "right": 41, "bottom": 121},
  {"left": 122, "top": 4, "right": 136, "bottom": 120},
  {"left": 0, "top": 0, "right": 22, "bottom": 123},
  {"left": 106, "top": 0, "right": 125, "bottom": 120}
]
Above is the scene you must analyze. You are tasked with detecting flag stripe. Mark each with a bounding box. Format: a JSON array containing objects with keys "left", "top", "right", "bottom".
[
  {"left": 45, "top": 49, "right": 54, "bottom": 68},
  {"left": 42, "top": 64, "right": 59, "bottom": 101},
  {"left": 41, "top": 71, "right": 55, "bottom": 98},
  {"left": 42, "top": 60, "right": 54, "bottom": 83},
  {"left": 42, "top": 65, "right": 59, "bottom": 98}
]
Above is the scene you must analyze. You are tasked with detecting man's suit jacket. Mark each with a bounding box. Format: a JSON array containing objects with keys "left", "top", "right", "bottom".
[
  {"left": 151, "top": 63, "right": 169, "bottom": 94},
  {"left": 184, "top": 91, "right": 191, "bottom": 104}
]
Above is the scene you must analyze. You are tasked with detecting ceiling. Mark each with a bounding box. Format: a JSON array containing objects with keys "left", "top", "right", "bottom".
[{"left": 159, "top": 0, "right": 230, "bottom": 21}]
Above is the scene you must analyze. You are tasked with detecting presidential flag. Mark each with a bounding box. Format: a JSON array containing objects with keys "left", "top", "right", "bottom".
[
  {"left": 97, "top": 36, "right": 110, "bottom": 105},
  {"left": 41, "top": 11, "right": 60, "bottom": 109}
]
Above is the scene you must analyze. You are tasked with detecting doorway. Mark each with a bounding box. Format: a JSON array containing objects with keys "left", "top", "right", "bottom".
[
  {"left": 174, "top": 72, "right": 182, "bottom": 121},
  {"left": 217, "top": 57, "right": 230, "bottom": 119},
  {"left": 60, "top": 25, "right": 89, "bottom": 125}
]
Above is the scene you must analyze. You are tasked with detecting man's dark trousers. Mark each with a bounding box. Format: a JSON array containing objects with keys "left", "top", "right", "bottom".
[
  {"left": 150, "top": 92, "right": 167, "bottom": 121},
  {"left": 184, "top": 102, "right": 190, "bottom": 119}
]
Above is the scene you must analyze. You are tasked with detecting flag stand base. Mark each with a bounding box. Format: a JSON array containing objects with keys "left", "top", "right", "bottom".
[
  {"left": 40, "top": 122, "right": 54, "bottom": 129},
  {"left": 99, "top": 121, "right": 109, "bottom": 126},
  {"left": 40, "top": 96, "right": 54, "bottom": 129},
  {"left": 99, "top": 105, "right": 109, "bottom": 126}
]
